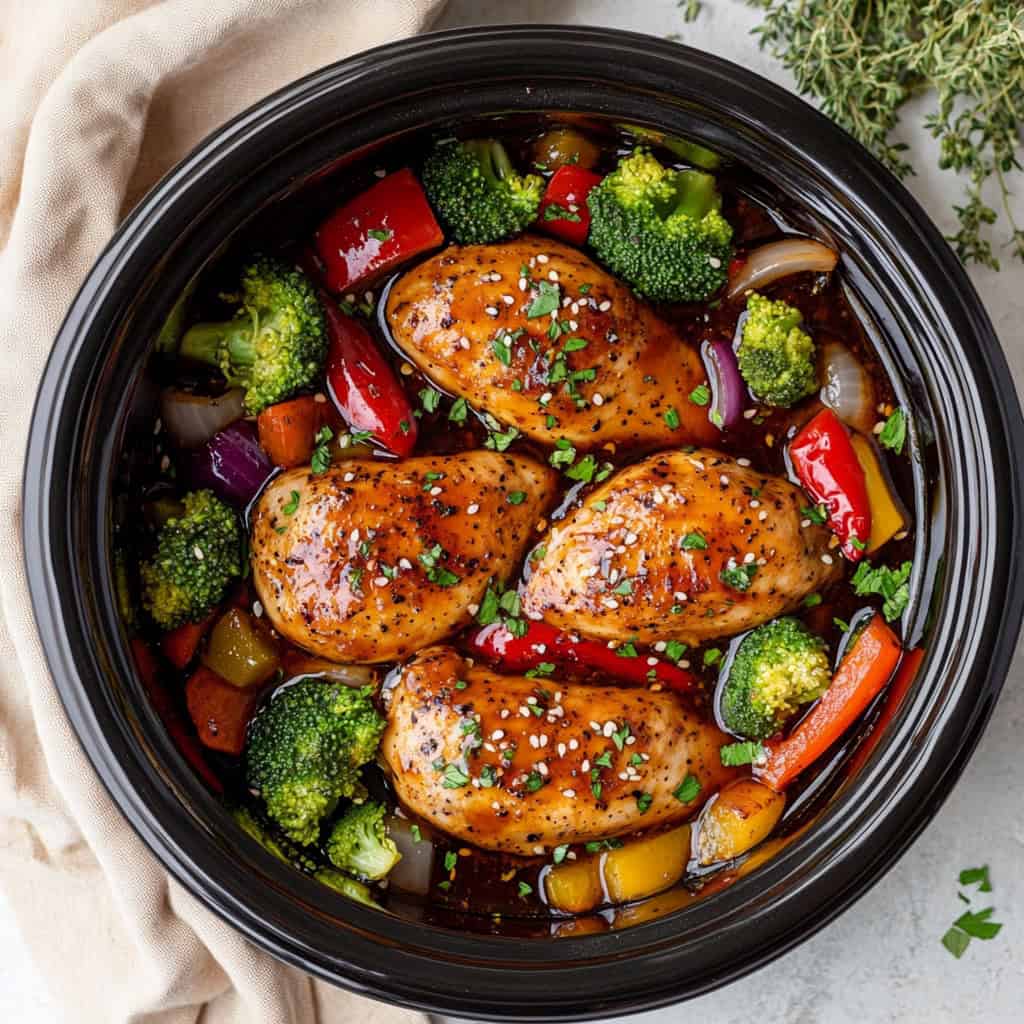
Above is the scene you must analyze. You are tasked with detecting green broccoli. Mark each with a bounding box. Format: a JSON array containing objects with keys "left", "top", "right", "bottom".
[
  {"left": 179, "top": 256, "right": 326, "bottom": 414},
  {"left": 314, "top": 867, "right": 378, "bottom": 907},
  {"left": 325, "top": 801, "right": 401, "bottom": 881},
  {"left": 232, "top": 805, "right": 320, "bottom": 873},
  {"left": 586, "top": 148, "right": 733, "bottom": 302},
  {"left": 140, "top": 490, "right": 242, "bottom": 629},
  {"left": 737, "top": 292, "right": 818, "bottom": 407},
  {"left": 422, "top": 139, "right": 543, "bottom": 244},
  {"left": 719, "top": 617, "right": 831, "bottom": 741},
  {"left": 245, "top": 679, "right": 386, "bottom": 845}
]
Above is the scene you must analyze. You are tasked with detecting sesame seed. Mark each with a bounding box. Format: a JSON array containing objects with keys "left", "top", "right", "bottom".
[
  {"left": 589, "top": 720, "right": 601, "bottom": 731},
  {"left": 625, "top": 735, "right": 636, "bottom": 745},
  {"left": 529, "top": 735, "right": 539, "bottom": 748},
  {"left": 467, "top": 503, "right": 480, "bottom": 515},
  {"left": 539, "top": 391, "right": 553, "bottom": 405},
  {"left": 581, "top": 759, "right": 591, "bottom": 772},
  {"left": 373, "top": 168, "right": 386, "bottom": 178},
  {"left": 801, "top": 518, "right": 811, "bottom": 528},
  {"left": 873, "top": 421, "right": 885, "bottom": 435},
  {"left": 562, "top": 295, "right": 572, "bottom": 307},
  {"left": 527, "top": 696, "right": 537, "bottom": 704},
  {"left": 647, "top": 657, "right": 658, "bottom": 666},
  {"left": 501, "top": 294, "right": 515, "bottom": 305},
  {"left": 193, "top": 546, "right": 204, "bottom": 560},
  {"left": 484, "top": 305, "right": 499, "bottom": 316},
  {"left": 562, "top": 788, "right": 576, "bottom": 798},
  {"left": 429, "top": 486, "right": 443, "bottom": 496},
  {"left": 344, "top": 293, "right": 356, "bottom": 304},
  {"left": 534, "top": 845, "right": 544, "bottom": 855},
  {"left": 537, "top": 762, "right": 548, "bottom": 776},
  {"left": 483, "top": 743, "right": 495, "bottom": 752},
  {"left": 520, "top": 706, "right": 531, "bottom": 717},
  {"left": 570, "top": 301, "right": 580, "bottom": 315},
  {"left": 744, "top": 552, "right": 756, "bottom": 564},
  {"left": 743, "top": 408, "right": 757, "bottom": 420},
  {"left": 603, "top": 721, "right": 616, "bottom": 737},
  {"left": 618, "top": 772, "right": 629, "bottom": 781},
  {"left": 759, "top": 510, "right": 768, "bottom": 521},
  {"left": 654, "top": 641, "right": 667, "bottom": 652},
  {"left": 592, "top": 393, "right": 604, "bottom": 406},
  {"left": 674, "top": 591, "right": 687, "bottom": 602},
  {"left": 374, "top": 576, "right": 390, "bottom": 587},
  {"left": 314, "top": 392, "right": 327, "bottom": 404},
  {"left": 399, "top": 557, "right": 413, "bottom": 570},
  {"left": 624, "top": 531, "right": 638, "bottom": 545},
  {"left": 460, "top": 337, "right": 471, "bottom": 350},
  {"left": 708, "top": 256, "right": 722, "bottom": 268},
  {"left": 568, "top": 320, "right": 578, "bottom": 331},
  {"left": 364, "top": 291, "right": 374, "bottom": 305},
  {"left": 557, "top": 742, "right": 566, "bottom": 756},
  {"left": 548, "top": 270, "right": 559, "bottom": 282},
  {"left": 602, "top": 597, "right": 619, "bottom": 609},
  {"left": 492, "top": 729, "right": 505, "bottom": 740},
  {"left": 518, "top": 277, "right": 528, "bottom": 291},
  {"left": 598, "top": 299, "right": 612, "bottom": 312},
  {"left": 720, "top": 474, "right": 730, "bottom": 486},
  {"left": 737, "top": 457, "right": 751, "bottom": 467},
  {"left": 500, "top": 709, "right": 510, "bottom": 719},
  {"left": 750, "top": 499, "right": 761, "bottom": 508},
  {"left": 569, "top": 738, "right": 579, "bottom": 750},
  {"left": 252, "top": 601, "right": 264, "bottom": 618},
  {"left": 536, "top": 253, "right": 549, "bottom": 264},
  {"left": 539, "top": 735, "right": 549, "bottom": 747},
  {"left": 821, "top": 553, "right": 834, "bottom": 565},
  {"left": 765, "top": 433, "right": 775, "bottom": 447}
]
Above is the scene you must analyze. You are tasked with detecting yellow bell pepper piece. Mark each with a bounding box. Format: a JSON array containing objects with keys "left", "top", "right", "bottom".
[{"left": 851, "top": 433, "right": 907, "bottom": 554}]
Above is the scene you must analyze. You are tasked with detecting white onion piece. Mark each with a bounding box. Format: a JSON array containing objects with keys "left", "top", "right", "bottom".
[
  {"left": 283, "top": 657, "right": 379, "bottom": 689},
  {"left": 160, "top": 387, "right": 245, "bottom": 448},
  {"left": 727, "top": 238, "right": 838, "bottom": 300},
  {"left": 819, "top": 338, "right": 876, "bottom": 434},
  {"left": 385, "top": 815, "right": 434, "bottom": 895}
]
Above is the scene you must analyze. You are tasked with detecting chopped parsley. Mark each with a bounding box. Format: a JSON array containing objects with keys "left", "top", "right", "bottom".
[
  {"left": 410, "top": 825, "right": 422, "bottom": 843},
  {"left": 615, "top": 641, "right": 638, "bottom": 658},
  {"left": 422, "top": 470, "right": 445, "bottom": 491},
  {"left": 552, "top": 844, "right": 570, "bottom": 864},
  {"left": 419, "top": 387, "right": 442, "bottom": 413},
  {"left": 850, "top": 559, "right": 912, "bottom": 621},
  {"left": 526, "top": 279, "right": 561, "bottom": 318},
  {"left": 680, "top": 531, "right": 708, "bottom": 551},
  {"left": 664, "top": 640, "right": 687, "bottom": 663},
  {"left": 719, "top": 740, "right": 766, "bottom": 767},
  {"left": 879, "top": 408, "right": 907, "bottom": 454},
  {"left": 492, "top": 332, "right": 513, "bottom": 366},
  {"left": 720, "top": 562, "right": 758, "bottom": 592},
  {"left": 942, "top": 864, "right": 1002, "bottom": 958},
  {"left": 673, "top": 774, "right": 701, "bottom": 803},
  {"left": 525, "top": 661, "right": 556, "bottom": 678},
  {"left": 443, "top": 851, "right": 458, "bottom": 872},
  {"left": 664, "top": 406, "right": 680, "bottom": 429},
  {"left": 525, "top": 770, "right": 545, "bottom": 792},
  {"left": 801, "top": 504, "right": 828, "bottom": 525},
  {"left": 565, "top": 454, "right": 598, "bottom": 482},
  {"left": 592, "top": 751, "right": 613, "bottom": 768},
  {"left": 310, "top": 425, "right": 334, "bottom": 475},
  {"left": 635, "top": 792, "right": 653, "bottom": 813},
  {"left": 518, "top": 881, "right": 533, "bottom": 897},
  {"left": 441, "top": 763, "right": 470, "bottom": 789},
  {"left": 563, "top": 336, "right": 588, "bottom": 352},
  {"left": 543, "top": 202, "right": 582, "bottom": 223},
  {"left": 803, "top": 592, "right": 823, "bottom": 608},
  {"left": 611, "top": 722, "right": 631, "bottom": 750},
  {"left": 367, "top": 227, "right": 392, "bottom": 242},
  {"left": 448, "top": 396, "right": 469, "bottom": 425},
  {"left": 612, "top": 578, "right": 633, "bottom": 596},
  {"left": 418, "top": 542, "right": 460, "bottom": 587},
  {"left": 399, "top": 419, "right": 411, "bottom": 435},
  {"left": 549, "top": 438, "right": 576, "bottom": 469},
  {"left": 689, "top": 384, "right": 710, "bottom": 406},
  {"left": 506, "top": 490, "right": 527, "bottom": 505},
  {"left": 702, "top": 647, "right": 722, "bottom": 668},
  {"left": 959, "top": 866, "right": 993, "bottom": 892}
]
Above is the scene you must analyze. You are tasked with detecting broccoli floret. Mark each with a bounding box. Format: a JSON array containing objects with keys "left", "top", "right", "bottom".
[
  {"left": 314, "top": 867, "right": 378, "bottom": 906},
  {"left": 422, "top": 139, "right": 543, "bottom": 244},
  {"left": 325, "top": 801, "right": 401, "bottom": 881},
  {"left": 232, "top": 805, "right": 320, "bottom": 872},
  {"left": 179, "top": 256, "right": 326, "bottom": 414},
  {"left": 720, "top": 617, "right": 831, "bottom": 740},
  {"left": 586, "top": 148, "right": 733, "bottom": 302},
  {"left": 737, "top": 292, "right": 818, "bottom": 407},
  {"left": 245, "top": 679, "right": 386, "bottom": 846},
  {"left": 140, "top": 490, "right": 242, "bottom": 629}
]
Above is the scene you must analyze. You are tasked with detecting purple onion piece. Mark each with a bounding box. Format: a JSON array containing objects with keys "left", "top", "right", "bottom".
[
  {"left": 190, "top": 419, "right": 274, "bottom": 507},
  {"left": 703, "top": 340, "right": 745, "bottom": 430}
]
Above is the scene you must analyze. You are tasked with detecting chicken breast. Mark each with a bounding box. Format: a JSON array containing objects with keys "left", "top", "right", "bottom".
[
  {"left": 251, "top": 452, "right": 557, "bottom": 663},
  {"left": 523, "top": 448, "right": 841, "bottom": 646},
  {"left": 385, "top": 236, "right": 718, "bottom": 451},
  {"left": 382, "top": 646, "right": 737, "bottom": 855}
]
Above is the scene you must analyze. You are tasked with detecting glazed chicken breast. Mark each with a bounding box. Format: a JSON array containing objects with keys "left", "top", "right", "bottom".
[
  {"left": 385, "top": 236, "right": 718, "bottom": 450},
  {"left": 382, "top": 646, "right": 738, "bottom": 855},
  {"left": 251, "top": 452, "right": 557, "bottom": 663},
  {"left": 523, "top": 448, "right": 841, "bottom": 646}
]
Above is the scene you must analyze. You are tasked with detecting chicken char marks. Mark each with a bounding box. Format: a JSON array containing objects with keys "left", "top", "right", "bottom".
[
  {"left": 385, "top": 235, "right": 717, "bottom": 451},
  {"left": 250, "top": 452, "right": 557, "bottom": 663},
  {"left": 382, "top": 646, "right": 738, "bottom": 855},
  {"left": 524, "top": 448, "right": 842, "bottom": 645}
]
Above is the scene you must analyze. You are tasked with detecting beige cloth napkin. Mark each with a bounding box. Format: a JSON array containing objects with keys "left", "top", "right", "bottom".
[{"left": 0, "top": 1, "right": 444, "bottom": 1021}]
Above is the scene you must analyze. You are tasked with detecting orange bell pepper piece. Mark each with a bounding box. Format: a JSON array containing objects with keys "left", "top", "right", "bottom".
[{"left": 257, "top": 394, "right": 323, "bottom": 468}]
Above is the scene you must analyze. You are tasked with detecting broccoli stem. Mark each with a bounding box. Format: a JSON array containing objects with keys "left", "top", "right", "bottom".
[
  {"left": 465, "top": 139, "right": 514, "bottom": 187},
  {"left": 671, "top": 169, "right": 720, "bottom": 220},
  {"left": 179, "top": 317, "right": 255, "bottom": 368}
]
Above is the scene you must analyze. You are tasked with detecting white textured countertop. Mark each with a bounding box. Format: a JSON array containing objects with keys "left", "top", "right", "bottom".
[{"left": 4, "top": 2, "right": 1021, "bottom": 1021}]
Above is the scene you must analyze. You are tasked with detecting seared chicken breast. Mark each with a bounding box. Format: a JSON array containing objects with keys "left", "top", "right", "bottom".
[
  {"left": 251, "top": 452, "right": 557, "bottom": 663},
  {"left": 382, "top": 646, "right": 737, "bottom": 855},
  {"left": 524, "top": 448, "right": 841, "bottom": 645},
  {"left": 385, "top": 236, "right": 717, "bottom": 450}
]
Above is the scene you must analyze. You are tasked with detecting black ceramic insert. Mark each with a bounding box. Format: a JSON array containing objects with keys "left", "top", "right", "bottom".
[{"left": 22, "top": 26, "right": 1024, "bottom": 1021}]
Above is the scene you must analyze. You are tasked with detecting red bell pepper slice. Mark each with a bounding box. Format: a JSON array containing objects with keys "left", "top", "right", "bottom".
[
  {"left": 130, "top": 637, "right": 223, "bottom": 792},
  {"left": 756, "top": 615, "right": 901, "bottom": 791},
  {"left": 322, "top": 291, "right": 417, "bottom": 457},
  {"left": 789, "top": 408, "right": 871, "bottom": 561},
  {"left": 468, "top": 620, "right": 697, "bottom": 692},
  {"left": 536, "top": 165, "right": 603, "bottom": 246},
  {"left": 315, "top": 168, "right": 443, "bottom": 293}
]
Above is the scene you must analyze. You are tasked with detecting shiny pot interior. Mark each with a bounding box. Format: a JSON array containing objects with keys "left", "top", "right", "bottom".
[{"left": 23, "top": 26, "right": 1024, "bottom": 1020}]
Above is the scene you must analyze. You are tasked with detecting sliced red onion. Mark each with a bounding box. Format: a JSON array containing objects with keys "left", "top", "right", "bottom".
[
  {"left": 160, "top": 388, "right": 245, "bottom": 448},
  {"left": 819, "top": 338, "right": 876, "bottom": 434},
  {"left": 190, "top": 420, "right": 274, "bottom": 507},
  {"left": 727, "top": 238, "right": 838, "bottom": 300},
  {"left": 703, "top": 339, "right": 745, "bottom": 430}
]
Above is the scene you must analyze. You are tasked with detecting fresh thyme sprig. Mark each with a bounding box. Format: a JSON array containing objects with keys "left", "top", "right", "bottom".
[{"left": 746, "top": 0, "right": 1024, "bottom": 270}]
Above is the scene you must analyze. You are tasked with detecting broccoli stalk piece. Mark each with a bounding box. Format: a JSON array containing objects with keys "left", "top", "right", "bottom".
[
  {"left": 719, "top": 617, "right": 831, "bottom": 741},
  {"left": 586, "top": 148, "right": 733, "bottom": 302},
  {"left": 422, "top": 139, "right": 543, "bottom": 244},
  {"left": 737, "top": 292, "right": 818, "bottom": 407},
  {"left": 314, "top": 867, "right": 378, "bottom": 906},
  {"left": 140, "top": 490, "right": 242, "bottom": 629},
  {"left": 245, "top": 679, "right": 386, "bottom": 846},
  {"left": 179, "top": 256, "right": 327, "bottom": 414},
  {"left": 325, "top": 801, "right": 401, "bottom": 881}
]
